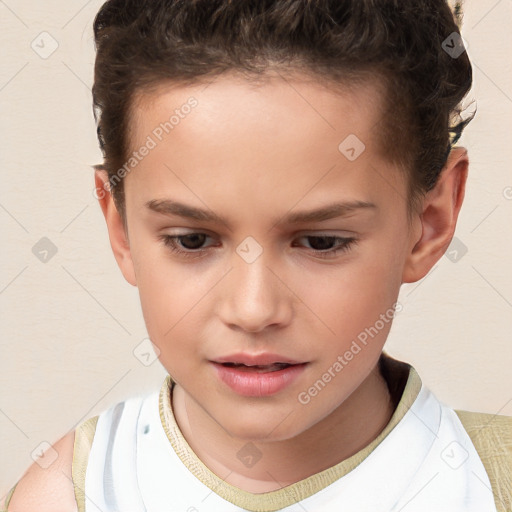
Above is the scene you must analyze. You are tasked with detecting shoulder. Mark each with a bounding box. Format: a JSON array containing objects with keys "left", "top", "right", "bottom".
[
  {"left": 455, "top": 409, "right": 512, "bottom": 512},
  {"left": 2, "top": 430, "right": 78, "bottom": 512},
  {"left": 455, "top": 409, "right": 512, "bottom": 446},
  {"left": 2, "top": 387, "right": 163, "bottom": 511}
]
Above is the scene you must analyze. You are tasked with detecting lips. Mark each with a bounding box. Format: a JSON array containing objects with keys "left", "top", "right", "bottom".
[
  {"left": 220, "top": 362, "right": 293, "bottom": 373},
  {"left": 210, "top": 353, "right": 308, "bottom": 396}
]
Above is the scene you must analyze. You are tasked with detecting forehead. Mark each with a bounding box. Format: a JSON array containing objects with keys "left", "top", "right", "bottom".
[
  {"left": 129, "top": 70, "right": 385, "bottom": 155},
  {"left": 124, "top": 71, "right": 405, "bottom": 222}
]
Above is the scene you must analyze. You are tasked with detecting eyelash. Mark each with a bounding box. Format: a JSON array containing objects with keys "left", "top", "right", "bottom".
[{"left": 159, "top": 233, "right": 357, "bottom": 260}]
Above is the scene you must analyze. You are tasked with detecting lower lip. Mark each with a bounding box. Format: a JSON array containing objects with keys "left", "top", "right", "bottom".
[{"left": 211, "top": 362, "right": 308, "bottom": 397}]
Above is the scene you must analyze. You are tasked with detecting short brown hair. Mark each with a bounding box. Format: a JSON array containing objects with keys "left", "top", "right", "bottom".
[{"left": 92, "top": 0, "right": 474, "bottom": 219}]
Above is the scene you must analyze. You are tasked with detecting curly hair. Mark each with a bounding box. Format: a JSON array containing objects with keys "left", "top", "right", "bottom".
[{"left": 92, "top": 0, "right": 475, "bottom": 219}]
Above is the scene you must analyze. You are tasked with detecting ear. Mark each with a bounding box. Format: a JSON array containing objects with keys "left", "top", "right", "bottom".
[
  {"left": 94, "top": 168, "right": 137, "bottom": 287},
  {"left": 402, "top": 147, "right": 469, "bottom": 283}
]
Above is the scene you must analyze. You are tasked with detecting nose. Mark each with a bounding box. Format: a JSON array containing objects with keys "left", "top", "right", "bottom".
[{"left": 217, "top": 250, "right": 292, "bottom": 333}]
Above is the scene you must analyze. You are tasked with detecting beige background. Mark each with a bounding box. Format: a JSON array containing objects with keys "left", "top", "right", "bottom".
[{"left": 1, "top": 0, "right": 511, "bottom": 496}]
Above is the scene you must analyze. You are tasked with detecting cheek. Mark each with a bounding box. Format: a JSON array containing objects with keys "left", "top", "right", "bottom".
[
  {"left": 135, "top": 272, "right": 203, "bottom": 377},
  {"left": 130, "top": 239, "right": 220, "bottom": 364},
  {"left": 293, "top": 249, "right": 403, "bottom": 342},
  {"left": 128, "top": 234, "right": 185, "bottom": 335},
  {"left": 135, "top": 265, "right": 199, "bottom": 340}
]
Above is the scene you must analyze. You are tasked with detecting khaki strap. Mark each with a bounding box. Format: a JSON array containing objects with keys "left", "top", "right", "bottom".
[
  {"left": 455, "top": 410, "right": 512, "bottom": 512},
  {"left": 71, "top": 415, "right": 99, "bottom": 512},
  {"left": 0, "top": 483, "right": 18, "bottom": 512},
  {"left": 1, "top": 415, "right": 100, "bottom": 511}
]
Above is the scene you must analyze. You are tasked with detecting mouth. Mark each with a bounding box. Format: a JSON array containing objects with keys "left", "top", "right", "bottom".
[
  {"left": 210, "top": 356, "right": 309, "bottom": 397},
  {"left": 213, "top": 352, "right": 305, "bottom": 367},
  {"left": 218, "top": 362, "right": 297, "bottom": 373}
]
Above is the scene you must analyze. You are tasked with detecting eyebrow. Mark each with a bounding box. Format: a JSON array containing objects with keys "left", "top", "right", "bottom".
[{"left": 145, "top": 198, "right": 377, "bottom": 228}]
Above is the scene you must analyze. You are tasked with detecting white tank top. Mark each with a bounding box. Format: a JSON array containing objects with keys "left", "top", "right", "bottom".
[{"left": 76, "top": 362, "right": 498, "bottom": 512}]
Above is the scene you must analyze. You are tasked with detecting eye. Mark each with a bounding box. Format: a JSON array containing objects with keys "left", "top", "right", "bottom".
[
  {"left": 159, "top": 233, "right": 214, "bottom": 259},
  {"left": 293, "top": 235, "right": 357, "bottom": 259}
]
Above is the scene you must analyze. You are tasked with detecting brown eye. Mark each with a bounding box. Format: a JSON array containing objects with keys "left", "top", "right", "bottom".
[
  {"left": 174, "top": 233, "right": 207, "bottom": 250},
  {"left": 304, "top": 236, "right": 338, "bottom": 251},
  {"left": 293, "top": 235, "right": 357, "bottom": 259},
  {"left": 159, "top": 233, "right": 214, "bottom": 259}
]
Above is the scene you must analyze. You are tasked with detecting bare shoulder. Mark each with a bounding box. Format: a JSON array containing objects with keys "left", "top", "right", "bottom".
[{"left": 4, "top": 430, "right": 78, "bottom": 512}]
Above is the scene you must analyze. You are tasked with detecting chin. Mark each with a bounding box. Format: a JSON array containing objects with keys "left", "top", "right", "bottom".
[
  {"left": 213, "top": 407, "right": 306, "bottom": 443},
  {"left": 225, "top": 422, "right": 299, "bottom": 443}
]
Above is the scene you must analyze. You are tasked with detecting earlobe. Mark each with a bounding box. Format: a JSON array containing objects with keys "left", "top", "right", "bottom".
[
  {"left": 402, "top": 147, "right": 469, "bottom": 283},
  {"left": 94, "top": 168, "right": 137, "bottom": 287}
]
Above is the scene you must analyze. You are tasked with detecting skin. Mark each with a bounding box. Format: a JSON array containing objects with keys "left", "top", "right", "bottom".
[{"left": 93, "top": 70, "right": 468, "bottom": 493}]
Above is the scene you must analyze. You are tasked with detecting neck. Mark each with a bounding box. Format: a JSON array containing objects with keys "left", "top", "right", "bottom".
[{"left": 172, "top": 359, "right": 398, "bottom": 493}]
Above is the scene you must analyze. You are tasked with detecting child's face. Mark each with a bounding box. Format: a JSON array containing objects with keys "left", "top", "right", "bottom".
[{"left": 120, "top": 72, "right": 420, "bottom": 440}]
